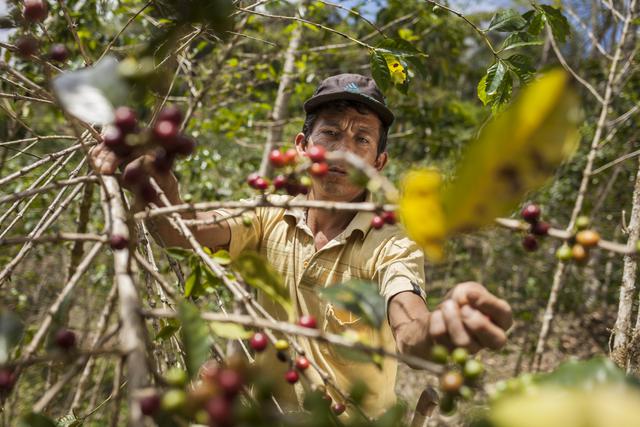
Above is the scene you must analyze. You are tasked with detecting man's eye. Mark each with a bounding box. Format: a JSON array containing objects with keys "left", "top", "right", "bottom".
[
  {"left": 323, "top": 130, "right": 337, "bottom": 136},
  {"left": 358, "top": 137, "right": 370, "bottom": 144}
]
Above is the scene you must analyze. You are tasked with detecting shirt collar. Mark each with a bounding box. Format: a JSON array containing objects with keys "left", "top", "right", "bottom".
[{"left": 283, "top": 192, "right": 375, "bottom": 241}]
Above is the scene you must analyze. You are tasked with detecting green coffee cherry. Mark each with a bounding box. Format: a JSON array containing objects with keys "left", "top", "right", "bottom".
[
  {"left": 430, "top": 344, "right": 449, "bottom": 364},
  {"left": 164, "top": 367, "right": 188, "bottom": 388},
  {"left": 556, "top": 243, "right": 572, "bottom": 261},
  {"left": 463, "top": 359, "right": 484, "bottom": 380},
  {"left": 439, "top": 392, "right": 456, "bottom": 415},
  {"left": 161, "top": 389, "right": 187, "bottom": 413},
  {"left": 451, "top": 348, "right": 469, "bottom": 365},
  {"left": 459, "top": 385, "right": 474, "bottom": 400},
  {"left": 575, "top": 215, "right": 590, "bottom": 230}
]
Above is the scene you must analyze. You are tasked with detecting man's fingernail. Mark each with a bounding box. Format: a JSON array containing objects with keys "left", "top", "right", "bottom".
[{"left": 95, "top": 159, "right": 102, "bottom": 167}]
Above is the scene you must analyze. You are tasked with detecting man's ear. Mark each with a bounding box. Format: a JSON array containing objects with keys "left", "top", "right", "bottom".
[
  {"left": 294, "top": 133, "right": 307, "bottom": 156},
  {"left": 374, "top": 151, "right": 388, "bottom": 171}
]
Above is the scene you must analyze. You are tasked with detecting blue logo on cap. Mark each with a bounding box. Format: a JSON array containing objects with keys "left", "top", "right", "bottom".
[{"left": 345, "top": 82, "right": 360, "bottom": 93}]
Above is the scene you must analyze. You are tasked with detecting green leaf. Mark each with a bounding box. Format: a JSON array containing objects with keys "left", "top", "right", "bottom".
[
  {"left": 318, "top": 280, "right": 385, "bottom": 328},
  {"left": 487, "top": 9, "right": 527, "bottom": 32},
  {"left": 477, "top": 74, "right": 489, "bottom": 106},
  {"left": 184, "top": 264, "right": 203, "bottom": 298},
  {"left": 154, "top": 319, "right": 180, "bottom": 342},
  {"left": 166, "top": 247, "right": 192, "bottom": 261},
  {"left": 210, "top": 249, "right": 232, "bottom": 266},
  {"left": 232, "top": 251, "right": 293, "bottom": 320},
  {"left": 370, "top": 51, "right": 391, "bottom": 93},
  {"left": 178, "top": 300, "right": 211, "bottom": 379},
  {"left": 538, "top": 357, "right": 638, "bottom": 389},
  {"left": 56, "top": 412, "right": 82, "bottom": 427},
  {"left": 0, "top": 311, "right": 23, "bottom": 364},
  {"left": 500, "top": 32, "right": 543, "bottom": 51},
  {"left": 209, "top": 321, "right": 252, "bottom": 339},
  {"left": 540, "top": 5, "right": 571, "bottom": 43},
  {"left": 525, "top": 10, "right": 545, "bottom": 35},
  {"left": 486, "top": 61, "right": 507, "bottom": 96},
  {"left": 504, "top": 54, "right": 536, "bottom": 83},
  {"left": 18, "top": 413, "right": 57, "bottom": 427}
]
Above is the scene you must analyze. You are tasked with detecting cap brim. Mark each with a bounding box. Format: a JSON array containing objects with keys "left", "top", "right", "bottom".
[{"left": 303, "top": 92, "right": 394, "bottom": 127}]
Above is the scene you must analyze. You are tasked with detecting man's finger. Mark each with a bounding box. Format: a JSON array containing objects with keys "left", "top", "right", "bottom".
[
  {"left": 428, "top": 310, "right": 453, "bottom": 349},
  {"left": 460, "top": 305, "right": 507, "bottom": 350},
  {"left": 466, "top": 291, "right": 512, "bottom": 331},
  {"left": 441, "top": 300, "right": 474, "bottom": 348}
]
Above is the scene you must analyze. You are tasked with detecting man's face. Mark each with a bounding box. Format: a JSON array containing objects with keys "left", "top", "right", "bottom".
[{"left": 295, "top": 106, "right": 387, "bottom": 201}]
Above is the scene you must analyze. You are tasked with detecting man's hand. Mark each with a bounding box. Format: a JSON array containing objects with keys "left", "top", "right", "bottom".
[
  {"left": 389, "top": 282, "right": 512, "bottom": 358},
  {"left": 89, "top": 142, "right": 125, "bottom": 175}
]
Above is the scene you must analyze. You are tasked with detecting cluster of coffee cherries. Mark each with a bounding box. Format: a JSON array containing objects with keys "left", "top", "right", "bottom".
[
  {"left": 247, "top": 315, "right": 346, "bottom": 416},
  {"left": 370, "top": 210, "right": 396, "bottom": 230},
  {"left": 102, "top": 105, "right": 195, "bottom": 202},
  {"left": 430, "top": 345, "right": 484, "bottom": 415},
  {"left": 14, "top": 0, "right": 69, "bottom": 63},
  {"left": 0, "top": 327, "right": 76, "bottom": 398},
  {"left": 520, "top": 204, "right": 551, "bottom": 252},
  {"left": 555, "top": 216, "right": 600, "bottom": 263}
]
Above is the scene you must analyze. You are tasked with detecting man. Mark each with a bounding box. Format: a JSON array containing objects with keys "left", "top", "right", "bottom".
[{"left": 91, "top": 74, "right": 512, "bottom": 416}]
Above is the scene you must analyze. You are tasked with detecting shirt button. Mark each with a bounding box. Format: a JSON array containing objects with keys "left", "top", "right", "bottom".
[{"left": 303, "top": 260, "right": 309, "bottom": 268}]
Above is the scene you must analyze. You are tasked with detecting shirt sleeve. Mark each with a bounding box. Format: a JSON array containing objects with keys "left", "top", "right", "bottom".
[
  {"left": 372, "top": 235, "right": 427, "bottom": 310},
  {"left": 212, "top": 198, "right": 262, "bottom": 259}
]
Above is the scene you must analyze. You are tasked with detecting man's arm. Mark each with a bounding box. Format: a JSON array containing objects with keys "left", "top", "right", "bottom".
[
  {"left": 388, "top": 282, "right": 512, "bottom": 357},
  {"left": 90, "top": 142, "right": 231, "bottom": 250}
]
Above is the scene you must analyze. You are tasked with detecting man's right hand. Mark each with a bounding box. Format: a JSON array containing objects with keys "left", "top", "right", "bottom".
[{"left": 89, "top": 142, "right": 125, "bottom": 175}]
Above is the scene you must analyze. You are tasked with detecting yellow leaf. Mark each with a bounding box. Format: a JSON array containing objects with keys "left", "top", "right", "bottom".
[
  {"left": 399, "top": 169, "right": 446, "bottom": 261},
  {"left": 443, "top": 69, "right": 580, "bottom": 234}
]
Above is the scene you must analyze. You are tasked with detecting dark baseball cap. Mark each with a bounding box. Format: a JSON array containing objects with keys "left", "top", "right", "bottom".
[{"left": 303, "top": 74, "right": 395, "bottom": 127}]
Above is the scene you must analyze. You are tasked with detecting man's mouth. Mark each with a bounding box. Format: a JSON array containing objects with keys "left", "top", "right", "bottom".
[{"left": 327, "top": 166, "right": 347, "bottom": 175}]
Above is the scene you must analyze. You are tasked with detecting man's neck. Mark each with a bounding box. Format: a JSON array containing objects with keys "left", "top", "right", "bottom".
[{"left": 305, "top": 189, "right": 366, "bottom": 236}]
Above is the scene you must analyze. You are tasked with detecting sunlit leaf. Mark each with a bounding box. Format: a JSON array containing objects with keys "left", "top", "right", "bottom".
[
  {"left": 443, "top": 69, "right": 580, "bottom": 234},
  {"left": 540, "top": 5, "right": 570, "bottom": 43},
  {"left": 0, "top": 311, "right": 23, "bottom": 364},
  {"left": 178, "top": 300, "right": 211, "bottom": 379},
  {"left": 55, "top": 412, "right": 81, "bottom": 427},
  {"left": 155, "top": 319, "right": 180, "bottom": 342},
  {"left": 500, "top": 32, "right": 543, "bottom": 51},
  {"left": 209, "top": 321, "right": 252, "bottom": 340},
  {"left": 166, "top": 247, "right": 192, "bottom": 261},
  {"left": 371, "top": 51, "right": 392, "bottom": 93},
  {"left": 487, "top": 9, "right": 527, "bottom": 32},
  {"left": 232, "top": 251, "right": 293, "bottom": 320}
]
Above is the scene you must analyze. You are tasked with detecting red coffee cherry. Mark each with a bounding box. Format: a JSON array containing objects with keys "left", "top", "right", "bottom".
[
  {"left": 217, "top": 369, "right": 243, "bottom": 398},
  {"left": 206, "top": 395, "right": 232, "bottom": 426},
  {"left": 103, "top": 126, "right": 124, "bottom": 150},
  {"left": 109, "top": 234, "right": 128, "bottom": 250},
  {"left": 152, "top": 148, "right": 175, "bottom": 174},
  {"left": 307, "top": 145, "right": 326, "bottom": 163},
  {"left": 371, "top": 216, "right": 385, "bottom": 230},
  {"left": 49, "top": 44, "right": 68, "bottom": 62},
  {"left": 249, "top": 332, "right": 268, "bottom": 352},
  {"left": 295, "top": 356, "right": 310, "bottom": 370},
  {"left": 331, "top": 402, "right": 346, "bottom": 415},
  {"left": 531, "top": 221, "right": 550, "bottom": 236},
  {"left": 440, "top": 371, "right": 464, "bottom": 394},
  {"left": 153, "top": 120, "right": 179, "bottom": 148},
  {"left": 521, "top": 204, "right": 541, "bottom": 224},
  {"left": 54, "top": 328, "right": 76, "bottom": 350},
  {"left": 173, "top": 135, "right": 195, "bottom": 156},
  {"left": 139, "top": 392, "right": 161, "bottom": 416},
  {"left": 298, "top": 315, "right": 317, "bottom": 329},
  {"left": 310, "top": 162, "right": 329, "bottom": 177},
  {"left": 23, "top": 0, "right": 48, "bottom": 23},
  {"left": 0, "top": 368, "right": 17, "bottom": 393},
  {"left": 285, "top": 369, "right": 299, "bottom": 384},
  {"left": 273, "top": 175, "right": 287, "bottom": 190},
  {"left": 252, "top": 177, "right": 269, "bottom": 191},
  {"left": 522, "top": 234, "right": 538, "bottom": 252},
  {"left": 158, "top": 105, "right": 183, "bottom": 125},
  {"left": 283, "top": 148, "right": 298, "bottom": 165},
  {"left": 269, "top": 150, "right": 287, "bottom": 168},
  {"left": 381, "top": 211, "right": 396, "bottom": 225},
  {"left": 16, "top": 36, "right": 38, "bottom": 58},
  {"left": 114, "top": 106, "right": 137, "bottom": 133}
]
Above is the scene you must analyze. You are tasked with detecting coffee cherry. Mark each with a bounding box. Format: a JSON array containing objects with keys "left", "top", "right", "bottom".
[
  {"left": 556, "top": 244, "right": 572, "bottom": 261},
  {"left": 54, "top": 328, "right": 76, "bottom": 350},
  {"left": 274, "top": 339, "right": 289, "bottom": 351},
  {"left": 173, "top": 136, "right": 196, "bottom": 156},
  {"left": 522, "top": 234, "right": 538, "bottom": 252},
  {"left": 247, "top": 173, "right": 259, "bottom": 187},
  {"left": 217, "top": 369, "right": 242, "bottom": 398},
  {"left": 572, "top": 244, "right": 588, "bottom": 263},
  {"left": 206, "top": 395, "right": 232, "bottom": 426},
  {"left": 23, "top": 0, "right": 48, "bottom": 23},
  {"left": 114, "top": 107, "right": 137, "bottom": 133},
  {"left": 463, "top": 359, "right": 484, "bottom": 380},
  {"left": 161, "top": 389, "right": 187, "bottom": 413},
  {"left": 381, "top": 211, "right": 396, "bottom": 225},
  {"left": 439, "top": 392, "right": 456, "bottom": 415},
  {"left": 122, "top": 164, "right": 144, "bottom": 186},
  {"left": 371, "top": 216, "right": 385, "bottom": 230},
  {"left": 576, "top": 230, "right": 600, "bottom": 248},
  {"left": 440, "top": 371, "right": 464, "bottom": 394},
  {"left": 158, "top": 105, "right": 183, "bottom": 125},
  {"left": 521, "top": 204, "right": 541, "bottom": 224},
  {"left": 451, "top": 348, "right": 468, "bottom": 365},
  {"left": 273, "top": 175, "right": 287, "bottom": 190},
  {"left": 249, "top": 332, "right": 268, "bottom": 352},
  {"left": 269, "top": 149, "right": 286, "bottom": 168},
  {"left": 276, "top": 350, "right": 288, "bottom": 362},
  {"left": 152, "top": 148, "right": 175, "bottom": 174},
  {"left": 307, "top": 145, "right": 326, "bottom": 163},
  {"left": 331, "top": 402, "right": 346, "bottom": 415},
  {"left": 16, "top": 36, "right": 38, "bottom": 58},
  {"left": 153, "top": 120, "right": 179, "bottom": 148},
  {"left": 531, "top": 221, "right": 550, "bottom": 236},
  {"left": 285, "top": 369, "right": 299, "bottom": 384},
  {"left": 164, "top": 367, "right": 188, "bottom": 388},
  {"left": 253, "top": 177, "right": 269, "bottom": 191},
  {"left": 103, "top": 126, "right": 124, "bottom": 149},
  {"left": 295, "top": 356, "right": 310, "bottom": 370},
  {"left": 298, "top": 315, "right": 317, "bottom": 329},
  {"left": 49, "top": 44, "right": 68, "bottom": 62},
  {"left": 200, "top": 360, "right": 220, "bottom": 383},
  {"left": 575, "top": 216, "right": 590, "bottom": 230},
  {"left": 109, "top": 234, "right": 128, "bottom": 250},
  {"left": 459, "top": 385, "right": 474, "bottom": 400},
  {"left": 139, "top": 392, "right": 161, "bottom": 416},
  {"left": 284, "top": 148, "right": 298, "bottom": 165},
  {"left": 430, "top": 344, "right": 449, "bottom": 364},
  {"left": 0, "top": 368, "right": 17, "bottom": 393},
  {"left": 310, "top": 162, "right": 329, "bottom": 177}
]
